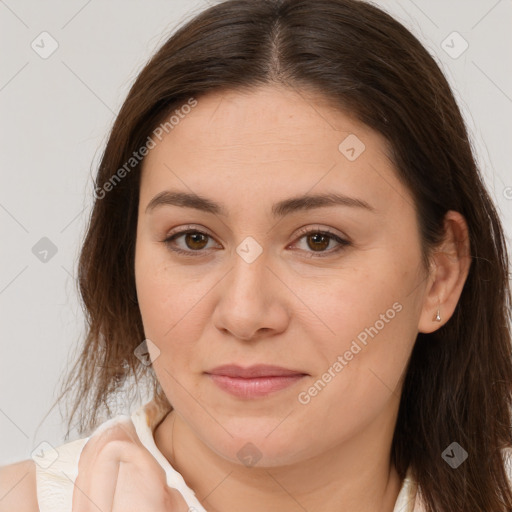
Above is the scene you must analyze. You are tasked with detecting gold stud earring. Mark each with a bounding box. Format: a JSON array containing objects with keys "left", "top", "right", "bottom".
[{"left": 433, "top": 307, "right": 442, "bottom": 322}]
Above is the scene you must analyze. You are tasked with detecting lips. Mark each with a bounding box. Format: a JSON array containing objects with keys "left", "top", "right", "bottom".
[
  {"left": 205, "top": 364, "right": 307, "bottom": 378},
  {"left": 205, "top": 364, "right": 309, "bottom": 399}
]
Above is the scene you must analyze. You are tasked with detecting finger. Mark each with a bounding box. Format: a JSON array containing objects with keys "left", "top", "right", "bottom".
[
  {"left": 162, "top": 486, "right": 194, "bottom": 512},
  {"left": 108, "top": 427, "right": 191, "bottom": 512},
  {"left": 73, "top": 418, "right": 191, "bottom": 512},
  {"left": 112, "top": 460, "right": 192, "bottom": 512},
  {"left": 72, "top": 418, "right": 138, "bottom": 512}
]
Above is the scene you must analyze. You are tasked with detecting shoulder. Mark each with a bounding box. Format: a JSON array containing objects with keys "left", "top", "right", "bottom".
[
  {"left": 29, "top": 414, "right": 134, "bottom": 511},
  {"left": 0, "top": 459, "right": 39, "bottom": 512},
  {"left": 0, "top": 403, "right": 157, "bottom": 512},
  {"left": 0, "top": 436, "right": 89, "bottom": 512}
]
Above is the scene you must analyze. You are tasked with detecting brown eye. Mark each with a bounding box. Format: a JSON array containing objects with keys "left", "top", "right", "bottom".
[
  {"left": 163, "top": 228, "right": 217, "bottom": 256},
  {"left": 292, "top": 228, "right": 351, "bottom": 258},
  {"left": 183, "top": 232, "right": 209, "bottom": 250},
  {"left": 163, "top": 226, "right": 350, "bottom": 258},
  {"left": 306, "top": 232, "right": 330, "bottom": 252}
]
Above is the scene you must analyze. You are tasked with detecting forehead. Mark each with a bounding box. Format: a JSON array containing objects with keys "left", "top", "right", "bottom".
[
  {"left": 145, "top": 86, "right": 383, "bottom": 158},
  {"left": 139, "top": 85, "right": 412, "bottom": 217}
]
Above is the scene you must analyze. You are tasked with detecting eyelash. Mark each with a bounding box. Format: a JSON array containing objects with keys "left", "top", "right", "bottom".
[{"left": 162, "top": 225, "right": 351, "bottom": 258}]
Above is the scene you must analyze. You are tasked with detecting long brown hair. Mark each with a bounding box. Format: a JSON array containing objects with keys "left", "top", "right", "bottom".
[{"left": 49, "top": 0, "right": 512, "bottom": 509}]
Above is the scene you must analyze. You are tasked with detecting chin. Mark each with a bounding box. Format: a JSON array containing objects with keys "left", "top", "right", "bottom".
[{"left": 201, "top": 428, "right": 314, "bottom": 469}]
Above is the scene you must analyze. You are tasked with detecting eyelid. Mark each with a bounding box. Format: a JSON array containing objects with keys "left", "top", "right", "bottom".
[
  {"left": 162, "top": 225, "right": 219, "bottom": 256},
  {"left": 165, "top": 224, "right": 213, "bottom": 238},
  {"left": 162, "top": 224, "right": 351, "bottom": 257},
  {"left": 293, "top": 224, "right": 347, "bottom": 241},
  {"left": 288, "top": 225, "right": 351, "bottom": 257}
]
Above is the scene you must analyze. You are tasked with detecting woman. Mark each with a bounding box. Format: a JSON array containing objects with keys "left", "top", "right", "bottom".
[{"left": 1, "top": 0, "right": 511, "bottom": 510}]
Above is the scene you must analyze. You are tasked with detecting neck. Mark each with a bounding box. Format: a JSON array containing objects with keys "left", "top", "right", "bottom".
[{"left": 154, "top": 408, "right": 403, "bottom": 512}]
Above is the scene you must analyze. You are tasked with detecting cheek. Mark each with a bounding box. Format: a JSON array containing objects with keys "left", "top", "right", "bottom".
[
  {"left": 308, "top": 259, "right": 409, "bottom": 348},
  {"left": 135, "top": 245, "right": 166, "bottom": 334},
  {"left": 296, "top": 298, "right": 415, "bottom": 446},
  {"left": 304, "top": 252, "right": 419, "bottom": 401},
  {"left": 135, "top": 241, "right": 187, "bottom": 329},
  {"left": 134, "top": 244, "right": 211, "bottom": 369}
]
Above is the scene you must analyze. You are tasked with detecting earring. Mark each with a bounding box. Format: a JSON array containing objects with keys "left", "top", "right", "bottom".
[{"left": 433, "top": 308, "right": 442, "bottom": 322}]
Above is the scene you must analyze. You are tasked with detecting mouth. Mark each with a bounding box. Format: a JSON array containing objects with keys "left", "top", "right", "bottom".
[{"left": 204, "top": 364, "right": 308, "bottom": 399}]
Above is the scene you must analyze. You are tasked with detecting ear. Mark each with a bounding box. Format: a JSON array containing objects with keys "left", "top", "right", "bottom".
[{"left": 417, "top": 210, "right": 472, "bottom": 334}]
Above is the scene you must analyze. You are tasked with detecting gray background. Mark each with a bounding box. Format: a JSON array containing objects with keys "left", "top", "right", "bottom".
[{"left": 1, "top": 0, "right": 511, "bottom": 465}]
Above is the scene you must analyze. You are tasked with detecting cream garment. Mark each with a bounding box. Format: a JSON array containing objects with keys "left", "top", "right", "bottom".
[{"left": 36, "top": 398, "right": 423, "bottom": 512}]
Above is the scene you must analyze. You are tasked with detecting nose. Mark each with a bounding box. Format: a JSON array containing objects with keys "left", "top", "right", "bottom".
[{"left": 212, "top": 247, "right": 290, "bottom": 342}]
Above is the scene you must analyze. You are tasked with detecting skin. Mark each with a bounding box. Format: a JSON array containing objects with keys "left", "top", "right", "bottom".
[
  {"left": 0, "top": 87, "right": 472, "bottom": 512},
  {"left": 71, "top": 419, "right": 190, "bottom": 512},
  {"left": 133, "top": 84, "right": 471, "bottom": 512},
  {"left": 0, "top": 412, "right": 191, "bottom": 512}
]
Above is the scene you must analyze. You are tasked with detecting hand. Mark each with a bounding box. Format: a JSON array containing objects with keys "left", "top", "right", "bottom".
[{"left": 72, "top": 417, "right": 190, "bottom": 512}]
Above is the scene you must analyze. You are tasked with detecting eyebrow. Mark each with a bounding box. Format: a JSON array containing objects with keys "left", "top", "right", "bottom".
[{"left": 145, "top": 190, "right": 376, "bottom": 217}]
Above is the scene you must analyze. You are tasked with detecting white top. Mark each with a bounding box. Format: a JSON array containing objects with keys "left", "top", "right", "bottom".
[{"left": 35, "top": 398, "right": 425, "bottom": 511}]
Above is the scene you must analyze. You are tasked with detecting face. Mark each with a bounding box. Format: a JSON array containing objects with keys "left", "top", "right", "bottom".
[{"left": 134, "top": 85, "right": 430, "bottom": 467}]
